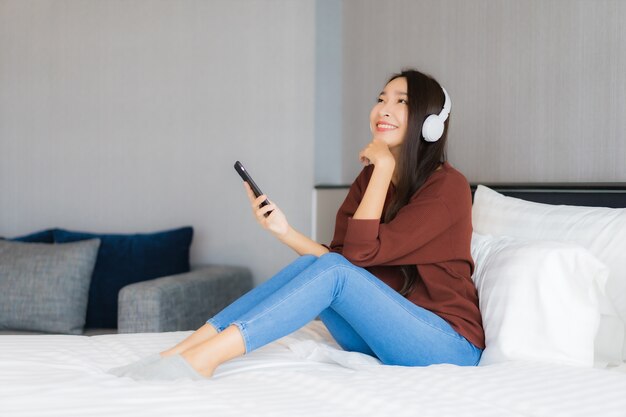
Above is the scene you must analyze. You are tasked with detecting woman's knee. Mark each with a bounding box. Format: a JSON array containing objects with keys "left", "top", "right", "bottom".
[
  {"left": 294, "top": 254, "right": 318, "bottom": 266},
  {"left": 316, "top": 252, "right": 349, "bottom": 266}
]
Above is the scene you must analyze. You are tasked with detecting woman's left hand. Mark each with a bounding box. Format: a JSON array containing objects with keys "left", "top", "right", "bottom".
[{"left": 359, "top": 138, "right": 396, "bottom": 168}]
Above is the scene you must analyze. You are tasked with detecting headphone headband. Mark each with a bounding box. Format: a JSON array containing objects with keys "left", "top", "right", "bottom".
[{"left": 440, "top": 87, "right": 451, "bottom": 122}]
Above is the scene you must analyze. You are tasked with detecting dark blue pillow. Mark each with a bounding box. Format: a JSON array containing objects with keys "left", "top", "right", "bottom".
[
  {"left": 53, "top": 226, "right": 193, "bottom": 329},
  {"left": 8, "top": 229, "right": 57, "bottom": 243}
]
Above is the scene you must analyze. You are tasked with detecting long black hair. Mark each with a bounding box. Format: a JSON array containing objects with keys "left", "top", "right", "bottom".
[{"left": 382, "top": 69, "right": 450, "bottom": 296}]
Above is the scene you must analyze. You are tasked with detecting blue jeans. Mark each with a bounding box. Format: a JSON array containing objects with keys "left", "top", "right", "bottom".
[{"left": 207, "top": 253, "right": 482, "bottom": 367}]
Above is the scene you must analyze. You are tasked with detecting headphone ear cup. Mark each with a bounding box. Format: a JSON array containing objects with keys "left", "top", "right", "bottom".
[{"left": 422, "top": 115, "right": 444, "bottom": 142}]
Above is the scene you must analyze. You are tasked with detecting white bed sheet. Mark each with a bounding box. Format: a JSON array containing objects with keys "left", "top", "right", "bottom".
[{"left": 1, "top": 321, "right": 625, "bottom": 417}]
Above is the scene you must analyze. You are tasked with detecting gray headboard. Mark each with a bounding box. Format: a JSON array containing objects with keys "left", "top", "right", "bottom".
[{"left": 471, "top": 184, "right": 626, "bottom": 209}]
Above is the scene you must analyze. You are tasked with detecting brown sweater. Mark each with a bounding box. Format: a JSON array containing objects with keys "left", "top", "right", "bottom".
[{"left": 328, "top": 162, "right": 485, "bottom": 349}]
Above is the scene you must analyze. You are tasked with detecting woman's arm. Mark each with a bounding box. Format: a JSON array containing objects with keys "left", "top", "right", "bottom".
[
  {"left": 276, "top": 226, "right": 329, "bottom": 257},
  {"left": 353, "top": 139, "right": 396, "bottom": 220},
  {"left": 352, "top": 161, "right": 395, "bottom": 220},
  {"left": 342, "top": 173, "right": 473, "bottom": 267},
  {"left": 244, "top": 182, "right": 329, "bottom": 257}
]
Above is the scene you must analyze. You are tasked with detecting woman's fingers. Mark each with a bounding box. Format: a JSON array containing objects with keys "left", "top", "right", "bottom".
[
  {"left": 244, "top": 182, "right": 267, "bottom": 208},
  {"left": 244, "top": 182, "right": 267, "bottom": 206},
  {"left": 243, "top": 182, "right": 271, "bottom": 220},
  {"left": 359, "top": 142, "right": 373, "bottom": 163},
  {"left": 243, "top": 182, "right": 288, "bottom": 235},
  {"left": 256, "top": 202, "right": 275, "bottom": 219},
  {"left": 359, "top": 138, "right": 393, "bottom": 167},
  {"left": 252, "top": 195, "right": 269, "bottom": 210},
  {"left": 243, "top": 182, "right": 257, "bottom": 202}
]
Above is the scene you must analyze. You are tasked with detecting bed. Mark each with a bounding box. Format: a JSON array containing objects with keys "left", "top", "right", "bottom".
[{"left": 1, "top": 184, "right": 626, "bottom": 417}]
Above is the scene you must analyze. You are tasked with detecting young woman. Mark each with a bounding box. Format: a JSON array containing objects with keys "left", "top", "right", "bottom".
[{"left": 109, "top": 69, "right": 484, "bottom": 381}]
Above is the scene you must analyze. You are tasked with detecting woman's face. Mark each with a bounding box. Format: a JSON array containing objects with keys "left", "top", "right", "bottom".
[{"left": 369, "top": 76, "right": 409, "bottom": 149}]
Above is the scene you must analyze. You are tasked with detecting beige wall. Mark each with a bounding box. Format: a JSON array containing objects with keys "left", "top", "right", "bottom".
[{"left": 0, "top": 0, "right": 316, "bottom": 284}]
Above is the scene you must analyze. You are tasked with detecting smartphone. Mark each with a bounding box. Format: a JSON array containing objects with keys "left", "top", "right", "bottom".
[{"left": 234, "top": 161, "right": 272, "bottom": 216}]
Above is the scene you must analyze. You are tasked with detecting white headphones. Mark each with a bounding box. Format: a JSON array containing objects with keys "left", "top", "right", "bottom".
[{"left": 421, "top": 86, "right": 451, "bottom": 143}]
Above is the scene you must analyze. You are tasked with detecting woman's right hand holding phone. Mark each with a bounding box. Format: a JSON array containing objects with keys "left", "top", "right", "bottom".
[
  {"left": 244, "top": 182, "right": 289, "bottom": 237},
  {"left": 243, "top": 181, "right": 328, "bottom": 257}
]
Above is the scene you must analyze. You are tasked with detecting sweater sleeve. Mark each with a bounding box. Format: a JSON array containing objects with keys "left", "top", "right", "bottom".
[
  {"left": 327, "top": 168, "right": 368, "bottom": 254},
  {"left": 341, "top": 194, "right": 454, "bottom": 267}
]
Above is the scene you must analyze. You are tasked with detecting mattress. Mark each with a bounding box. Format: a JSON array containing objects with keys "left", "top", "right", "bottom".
[{"left": 1, "top": 321, "right": 625, "bottom": 417}]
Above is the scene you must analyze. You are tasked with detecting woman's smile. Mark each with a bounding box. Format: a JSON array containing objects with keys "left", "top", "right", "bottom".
[{"left": 375, "top": 122, "right": 399, "bottom": 132}]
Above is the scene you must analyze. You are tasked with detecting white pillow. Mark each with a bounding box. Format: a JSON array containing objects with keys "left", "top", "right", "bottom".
[
  {"left": 471, "top": 233, "right": 609, "bottom": 367},
  {"left": 472, "top": 185, "right": 626, "bottom": 364}
]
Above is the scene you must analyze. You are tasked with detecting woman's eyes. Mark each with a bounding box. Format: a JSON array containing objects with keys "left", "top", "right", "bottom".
[{"left": 376, "top": 98, "right": 408, "bottom": 104}]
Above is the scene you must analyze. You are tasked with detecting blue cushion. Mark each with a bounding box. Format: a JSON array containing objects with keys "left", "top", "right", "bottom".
[
  {"left": 8, "top": 229, "right": 57, "bottom": 243},
  {"left": 53, "top": 227, "right": 193, "bottom": 329}
]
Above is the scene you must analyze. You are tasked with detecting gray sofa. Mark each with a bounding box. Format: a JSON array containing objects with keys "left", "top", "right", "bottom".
[
  {"left": 117, "top": 264, "right": 253, "bottom": 334},
  {"left": 0, "top": 264, "right": 253, "bottom": 336}
]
